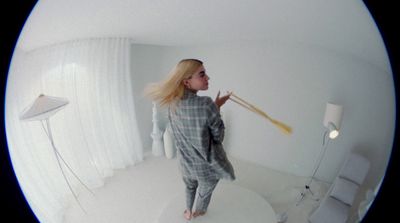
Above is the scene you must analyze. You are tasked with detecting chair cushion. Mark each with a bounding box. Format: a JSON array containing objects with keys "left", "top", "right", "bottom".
[
  {"left": 330, "top": 177, "right": 359, "bottom": 205},
  {"left": 309, "top": 197, "right": 350, "bottom": 223},
  {"left": 338, "top": 153, "right": 370, "bottom": 185}
]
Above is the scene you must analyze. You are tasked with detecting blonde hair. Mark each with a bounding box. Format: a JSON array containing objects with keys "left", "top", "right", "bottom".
[{"left": 144, "top": 59, "right": 203, "bottom": 107}]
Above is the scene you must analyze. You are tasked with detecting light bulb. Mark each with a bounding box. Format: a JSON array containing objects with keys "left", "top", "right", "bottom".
[{"left": 329, "top": 130, "right": 339, "bottom": 139}]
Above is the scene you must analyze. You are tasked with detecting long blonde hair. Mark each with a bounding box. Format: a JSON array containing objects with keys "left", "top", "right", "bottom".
[{"left": 144, "top": 59, "right": 203, "bottom": 107}]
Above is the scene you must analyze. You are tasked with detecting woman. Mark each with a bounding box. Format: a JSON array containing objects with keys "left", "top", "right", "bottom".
[{"left": 145, "top": 59, "right": 235, "bottom": 220}]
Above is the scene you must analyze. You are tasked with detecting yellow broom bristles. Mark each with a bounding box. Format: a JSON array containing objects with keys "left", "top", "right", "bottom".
[
  {"left": 270, "top": 119, "right": 292, "bottom": 135},
  {"left": 229, "top": 93, "right": 292, "bottom": 135}
]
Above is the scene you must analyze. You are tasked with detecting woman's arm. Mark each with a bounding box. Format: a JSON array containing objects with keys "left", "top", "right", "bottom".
[{"left": 207, "top": 98, "right": 225, "bottom": 143}]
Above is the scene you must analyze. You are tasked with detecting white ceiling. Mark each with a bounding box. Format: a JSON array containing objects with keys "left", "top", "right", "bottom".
[{"left": 17, "top": 0, "right": 389, "bottom": 70}]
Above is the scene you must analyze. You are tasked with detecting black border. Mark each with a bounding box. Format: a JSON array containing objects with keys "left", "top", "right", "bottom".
[
  {"left": 1, "top": 1, "right": 40, "bottom": 222},
  {"left": 360, "top": 1, "right": 399, "bottom": 222},
  {"left": 1, "top": 1, "right": 398, "bottom": 223}
]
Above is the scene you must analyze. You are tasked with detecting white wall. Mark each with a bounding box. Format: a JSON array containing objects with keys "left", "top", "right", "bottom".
[
  {"left": 130, "top": 44, "right": 172, "bottom": 154},
  {"left": 130, "top": 40, "right": 395, "bottom": 192}
]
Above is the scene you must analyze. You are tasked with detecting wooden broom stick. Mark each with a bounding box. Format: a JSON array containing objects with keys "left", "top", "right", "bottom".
[
  {"left": 229, "top": 93, "right": 292, "bottom": 135},
  {"left": 229, "top": 97, "right": 258, "bottom": 114}
]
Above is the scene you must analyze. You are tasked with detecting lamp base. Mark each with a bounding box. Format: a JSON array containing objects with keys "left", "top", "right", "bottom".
[{"left": 296, "top": 183, "right": 320, "bottom": 206}]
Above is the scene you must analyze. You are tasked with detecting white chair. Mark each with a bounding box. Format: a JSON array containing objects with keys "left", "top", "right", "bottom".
[{"left": 308, "top": 153, "right": 370, "bottom": 223}]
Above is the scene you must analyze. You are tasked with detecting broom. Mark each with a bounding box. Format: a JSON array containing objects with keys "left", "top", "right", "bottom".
[{"left": 229, "top": 93, "right": 292, "bottom": 135}]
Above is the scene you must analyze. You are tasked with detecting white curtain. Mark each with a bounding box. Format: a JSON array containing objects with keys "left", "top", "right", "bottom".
[{"left": 5, "top": 37, "right": 144, "bottom": 223}]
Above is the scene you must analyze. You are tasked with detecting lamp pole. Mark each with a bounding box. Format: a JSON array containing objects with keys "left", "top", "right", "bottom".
[
  {"left": 296, "top": 131, "right": 330, "bottom": 206},
  {"left": 42, "top": 118, "right": 95, "bottom": 213}
]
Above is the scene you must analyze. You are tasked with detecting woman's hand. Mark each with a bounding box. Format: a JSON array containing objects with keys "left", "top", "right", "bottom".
[{"left": 215, "top": 91, "right": 232, "bottom": 110}]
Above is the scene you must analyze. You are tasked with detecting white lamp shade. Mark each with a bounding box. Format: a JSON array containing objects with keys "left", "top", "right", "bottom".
[
  {"left": 323, "top": 103, "right": 343, "bottom": 128},
  {"left": 323, "top": 103, "right": 343, "bottom": 139},
  {"left": 20, "top": 94, "right": 69, "bottom": 121}
]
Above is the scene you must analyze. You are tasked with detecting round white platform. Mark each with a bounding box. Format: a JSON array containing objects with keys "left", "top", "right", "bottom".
[{"left": 158, "top": 183, "right": 277, "bottom": 223}]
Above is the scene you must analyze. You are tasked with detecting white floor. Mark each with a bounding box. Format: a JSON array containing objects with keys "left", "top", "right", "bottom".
[
  {"left": 63, "top": 154, "right": 330, "bottom": 223},
  {"left": 158, "top": 183, "right": 277, "bottom": 223}
]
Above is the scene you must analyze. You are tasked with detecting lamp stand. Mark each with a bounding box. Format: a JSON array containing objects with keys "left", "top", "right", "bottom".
[
  {"left": 42, "top": 118, "right": 94, "bottom": 213},
  {"left": 296, "top": 131, "right": 330, "bottom": 206}
]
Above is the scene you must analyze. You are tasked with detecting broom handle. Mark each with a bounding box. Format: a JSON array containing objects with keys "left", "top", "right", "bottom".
[
  {"left": 229, "top": 97, "right": 262, "bottom": 117},
  {"left": 231, "top": 93, "right": 273, "bottom": 121},
  {"left": 229, "top": 93, "right": 292, "bottom": 135}
]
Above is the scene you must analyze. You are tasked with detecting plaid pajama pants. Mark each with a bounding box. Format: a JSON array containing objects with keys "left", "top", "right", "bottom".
[{"left": 183, "top": 177, "right": 219, "bottom": 212}]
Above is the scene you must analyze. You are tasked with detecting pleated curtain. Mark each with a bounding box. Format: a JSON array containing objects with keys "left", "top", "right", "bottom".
[{"left": 5, "top": 37, "right": 144, "bottom": 223}]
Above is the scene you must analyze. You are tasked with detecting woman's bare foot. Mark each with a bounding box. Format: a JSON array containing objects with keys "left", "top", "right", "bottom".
[
  {"left": 192, "top": 211, "right": 206, "bottom": 218},
  {"left": 183, "top": 209, "right": 192, "bottom": 220}
]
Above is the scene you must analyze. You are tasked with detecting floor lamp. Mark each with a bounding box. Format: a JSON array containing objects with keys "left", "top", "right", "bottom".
[
  {"left": 296, "top": 102, "right": 343, "bottom": 206},
  {"left": 276, "top": 103, "right": 344, "bottom": 222},
  {"left": 20, "top": 94, "right": 94, "bottom": 212}
]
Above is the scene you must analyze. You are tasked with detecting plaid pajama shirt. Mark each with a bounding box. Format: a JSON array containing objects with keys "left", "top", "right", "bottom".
[{"left": 168, "top": 89, "right": 235, "bottom": 182}]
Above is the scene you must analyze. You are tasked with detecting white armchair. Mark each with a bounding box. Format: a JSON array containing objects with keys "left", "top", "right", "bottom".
[{"left": 308, "top": 153, "right": 370, "bottom": 223}]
